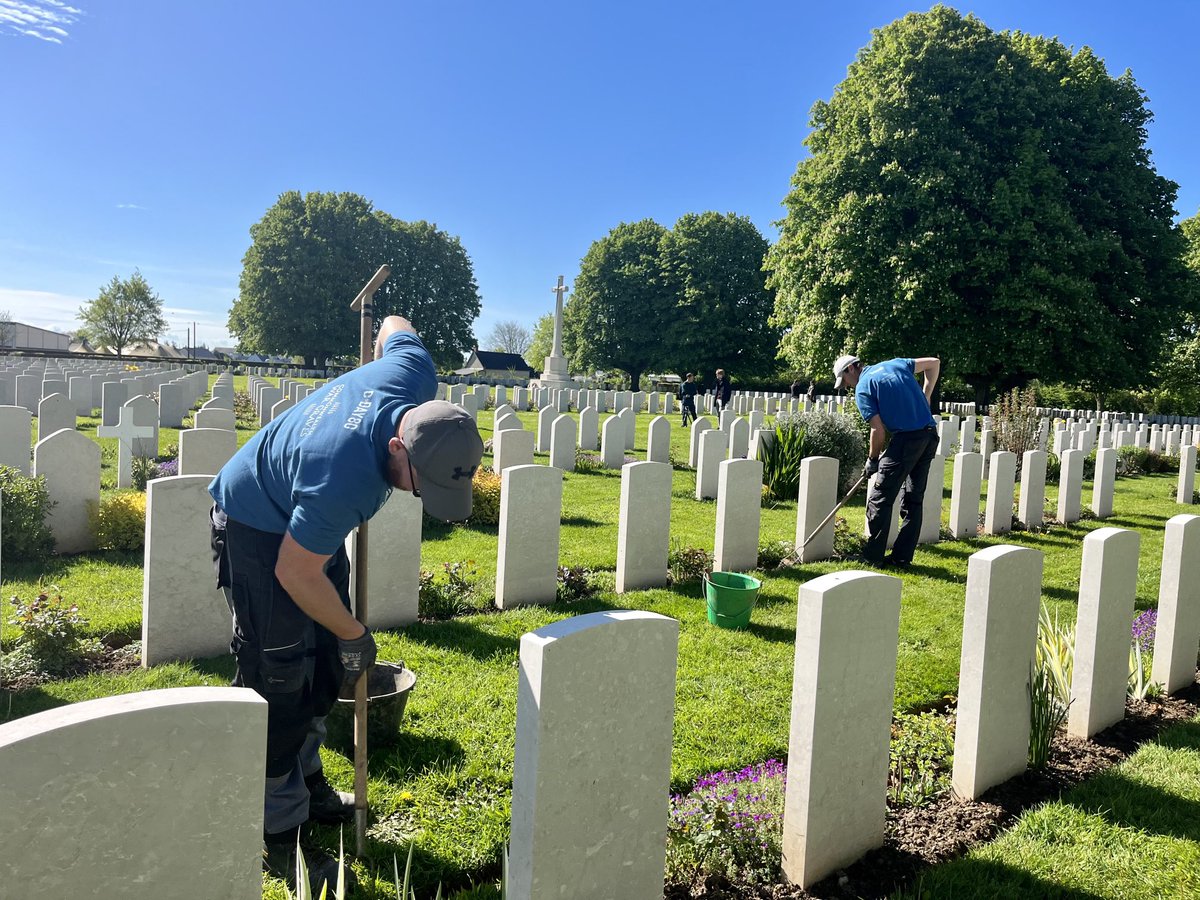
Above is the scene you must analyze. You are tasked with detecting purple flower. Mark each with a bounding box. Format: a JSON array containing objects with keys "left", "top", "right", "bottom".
[{"left": 1132, "top": 608, "right": 1157, "bottom": 652}]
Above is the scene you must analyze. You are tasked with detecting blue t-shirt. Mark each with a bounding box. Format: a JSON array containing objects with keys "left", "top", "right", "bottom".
[
  {"left": 209, "top": 331, "right": 437, "bottom": 555},
  {"left": 854, "top": 358, "right": 935, "bottom": 433}
]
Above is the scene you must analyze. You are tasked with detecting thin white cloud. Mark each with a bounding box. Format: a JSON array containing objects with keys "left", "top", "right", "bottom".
[
  {"left": 0, "top": 0, "right": 82, "bottom": 44},
  {"left": 0, "top": 287, "right": 85, "bottom": 332},
  {"left": 115, "top": 203, "right": 147, "bottom": 210}
]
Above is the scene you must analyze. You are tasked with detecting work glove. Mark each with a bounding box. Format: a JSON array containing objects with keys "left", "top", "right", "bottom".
[
  {"left": 338, "top": 626, "right": 377, "bottom": 692},
  {"left": 864, "top": 456, "right": 880, "bottom": 478}
]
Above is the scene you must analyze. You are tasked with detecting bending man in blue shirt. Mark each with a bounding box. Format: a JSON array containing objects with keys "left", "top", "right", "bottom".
[
  {"left": 209, "top": 316, "right": 484, "bottom": 892},
  {"left": 833, "top": 354, "right": 941, "bottom": 568}
]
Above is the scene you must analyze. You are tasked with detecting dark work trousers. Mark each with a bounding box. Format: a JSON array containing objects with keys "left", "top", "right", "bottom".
[
  {"left": 210, "top": 505, "right": 350, "bottom": 834},
  {"left": 681, "top": 395, "right": 696, "bottom": 426},
  {"left": 863, "top": 427, "right": 939, "bottom": 565}
]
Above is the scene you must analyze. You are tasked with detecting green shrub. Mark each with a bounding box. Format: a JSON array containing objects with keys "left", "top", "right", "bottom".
[
  {"left": 233, "top": 389, "right": 256, "bottom": 428},
  {"left": 771, "top": 410, "right": 867, "bottom": 497},
  {"left": 556, "top": 566, "right": 595, "bottom": 603},
  {"left": 418, "top": 561, "right": 487, "bottom": 620},
  {"left": 7, "top": 587, "right": 98, "bottom": 676},
  {"left": 992, "top": 386, "right": 1040, "bottom": 460},
  {"left": 759, "top": 424, "right": 807, "bottom": 501},
  {"left": 0, "top": 465, "right": 56, "bottom": 562},
  {"left": 469, "top": 469, "right": 502, "bottom": 525},
  {"left": 89, "top": 492, "right": 147, "bottom": 551},
  {"left": 756, "top": 539, "right": 794, "bottom": 569},
  {"left": 131, "top": 455, "right": 158, "bottom": 492},
  {"left": 889, "top": 711, "right": 955, "bottom": 807},
  {"left": 668, "top": 540, "right": 711, "bottom": 585}
]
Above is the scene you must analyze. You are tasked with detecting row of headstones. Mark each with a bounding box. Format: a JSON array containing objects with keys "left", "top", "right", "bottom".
[
  {"left": 0, "top": 361, "right": 208, "bottom": 425},
  {"left": 247, "top": 373, "right": 325, "bottom": 427},
  {"left": 19, "top": 508, "right": 1199, "bottom": 897}
]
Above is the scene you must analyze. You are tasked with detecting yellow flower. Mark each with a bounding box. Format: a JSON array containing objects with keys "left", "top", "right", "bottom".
[{"left": 399, "top": 791, "right": 415, "bottom": 804}]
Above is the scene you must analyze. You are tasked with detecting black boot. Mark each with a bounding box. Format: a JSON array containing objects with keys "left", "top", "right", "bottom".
[
  {"left": 263, "top": 825, "right": 358, "bottom": 894},
  {"left": 305, "top": 769, "right": 355, "bottom": 825}
]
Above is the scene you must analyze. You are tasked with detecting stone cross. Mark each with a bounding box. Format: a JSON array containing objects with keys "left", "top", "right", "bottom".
[
  {"left": 98, "top": 406, "right": 157, "bottom": 488},
  {"left": 550, "top": 275, "right": 568, "bottom": 359}
]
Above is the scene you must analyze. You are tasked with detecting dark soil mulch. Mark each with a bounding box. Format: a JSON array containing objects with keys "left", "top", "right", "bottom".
[
  {"left": 666, "top": 681, "right": 1200, "bottom": 900},
  {"left": 1, "top": 636, "right": 141, "bottom": 692}
]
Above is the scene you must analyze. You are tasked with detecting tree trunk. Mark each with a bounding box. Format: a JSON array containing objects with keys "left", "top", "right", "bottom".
[
  {"left": 627, "top": 367, "right": 642, "bottom": 393},
  {"left": 973, "top": 381, "right": 990, "bottom": 413}
]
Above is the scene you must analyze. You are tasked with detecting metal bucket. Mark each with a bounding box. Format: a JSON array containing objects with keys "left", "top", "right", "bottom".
[{"left": 330, "top": 661, "right": 416, "bottom": 748}]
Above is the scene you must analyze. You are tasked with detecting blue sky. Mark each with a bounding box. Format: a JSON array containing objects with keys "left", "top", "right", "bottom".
[{"left": 2, "top": 0, "right": 1197, "bottom": 352}]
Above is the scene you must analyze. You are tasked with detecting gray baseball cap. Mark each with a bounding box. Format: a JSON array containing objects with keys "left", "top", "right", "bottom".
[{"left": 401, "top": 400, "right": 485, "bottom": 522}]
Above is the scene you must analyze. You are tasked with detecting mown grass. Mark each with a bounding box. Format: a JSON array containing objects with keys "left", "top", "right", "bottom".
[
  {"left": 906, "top": 716, "right": 1200, "bottom": 899},
  {"left": 4, "top": 386, "right": 1197, "bottom": 896}
]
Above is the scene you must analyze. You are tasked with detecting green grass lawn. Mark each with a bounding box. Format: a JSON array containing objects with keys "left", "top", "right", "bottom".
[
  {"left": 908, "top": 715, "right": 1200, "bottom": 899},
  {"left": 3, "top": 384, "right": 1197, "bottom": 897}
]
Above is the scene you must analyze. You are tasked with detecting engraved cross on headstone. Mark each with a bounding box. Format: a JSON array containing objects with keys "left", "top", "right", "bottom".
[{"left": 97, "top": 406, "right": 157, "bottom": 489}]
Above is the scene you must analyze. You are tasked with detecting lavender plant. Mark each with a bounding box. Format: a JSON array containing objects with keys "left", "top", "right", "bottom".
[{"left": 665, "top": 759, "right": 787, "bottom": 884}]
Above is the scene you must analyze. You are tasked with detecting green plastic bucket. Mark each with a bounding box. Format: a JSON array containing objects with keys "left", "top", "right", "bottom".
[{"left": 704, "top": 572, "right": 762, "bottom": 630}]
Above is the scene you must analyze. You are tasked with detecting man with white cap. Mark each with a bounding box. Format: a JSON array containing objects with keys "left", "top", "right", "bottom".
[
  {"left": 208, "top": 315, "right": 484, "bottom": 891},
  {"left": 833, "top": 353, "right": 941, "bottom": 567}
]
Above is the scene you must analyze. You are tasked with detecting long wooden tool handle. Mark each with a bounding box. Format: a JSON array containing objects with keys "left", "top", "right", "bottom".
[
  {"left": 350, "top": 264, "right": 390, "bottom": 857},
  {"left": 798, "top": 472, "right": 868, "bottom": 552}
]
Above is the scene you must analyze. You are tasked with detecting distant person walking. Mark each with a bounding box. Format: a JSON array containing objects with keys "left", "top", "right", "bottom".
[
  {"left": 806, "top": 381, "right": 816, "bottom": 404},
  {"left": 712, "top": 368, "right": 732, "bottom": 414},
  {"left": 833, "top": 354, "right": 940, "bottom": 568},
  {"left": 680, "top": 372, "right": 698, "bottom": 427}
]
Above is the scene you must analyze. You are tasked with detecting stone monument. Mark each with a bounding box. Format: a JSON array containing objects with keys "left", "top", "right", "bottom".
[{"left": 530, "top": 275, "right": 574, "bottom": 392}]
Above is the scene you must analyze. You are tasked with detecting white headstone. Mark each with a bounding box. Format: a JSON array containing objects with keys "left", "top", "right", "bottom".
[
  {"left": 508, "top": 611, "right": 678, "bottom": 900},
  {"left": 143, "top": 475, "right": 232, "bottom": 664},
  {"left": 536, "top": 406, "right": 554, "bottom": 453},
  {"left": 158, "top": 382, "right": 187, "bottom": 429},
  {"left": 0, "top": 687, "right": 267, "bottom": 900},
  {"left": 645, "top": 415, "right": 671, "bottom": 464},
  {"left": 600, "top": 416, "right": 625, "bottom": 469},
  {"left": 952, "top": 545, "right": 1043, "bottom": 800},
  {"left": 495, "top": 465, "right": 562, "bottom": 609},
  {"left": 1092, "top": 446, "right": 1118, "bottom": 517},
  {"left": 1068, "top": 528, "right": 1139, "bottom": 739},
  {"left": 713, "top": 459, "right": 763, "bottom": 572},
  {"left": 194, "top": 407, "right": 236, "bottom": 431},
  {"left": 728, "top": 417, "right": 750, "bottom": 459},
  {"left": 1018, "top": 449, "right": 1047, "bottom": 528},
  {"left": 0, "top": 405, "right": 32, "bottom": 474},
  {"left": 948, "top": 452, "right": 983, "bottom": 539},
  {"left": 688, "top": 417, "right": 711, "bottom": 468},
  {"left": 178, "top": 428, "right": 237, "bottom": 476},
  {"left": 36, "top": 393, "right": 75, "bottom": 444},
  {"left": 549, "top": 414, "right": 576, "bottom": 470},
  {"left": 1057, "top": 448, "right": 1084, "bottom": 524},
  {"left": 1178, "top": 445, "right": 1197, "bottom": 504},
  {"left": 97, "top": 405, "right": 157, "bottom": 489},
  {"left": 695, "top": 428, "right": 727, "bottom": 500},
  {"left": 33, "top": 428, "right": 100, "bottom": 553},
  {"left": 983, "top": 451, "right": 1016, "bottom": 535},
  {"left": 1150, "top": 514, "right": 1200, "bottom": 694},
  {"left": 494, "top": 427, "right": 535, "bottom": 474},
  {"left": 619, "top": 407, "right": 636, "bottom": 450},
  {"left": 781, "top": 571, "right": 900, "bottom": 888},
  {"left": 796, "top": 456, "right": 838, "bottom": 562},
  {"left": 918, "top": 454, "right": 946, "bottom": 544},
  {"left": 345, "top": 489, "right": 422, "bottom": 628},
  {"left": 616, "top": 461, "right": 672, "bottom": 592},
  {"left": 578, "top": 406, "right": 599, "bottom": 451}
]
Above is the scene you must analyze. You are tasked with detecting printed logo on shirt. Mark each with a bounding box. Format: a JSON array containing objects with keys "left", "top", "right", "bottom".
[
  {"left": 299, "top": 383, "right": 345, "bottom": 438},
  {"left": 343, "top": 390, "right": 376, "bottom": 430}
]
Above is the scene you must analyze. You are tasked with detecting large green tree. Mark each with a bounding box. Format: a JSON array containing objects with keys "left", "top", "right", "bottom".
[
  {"left": 1154, "top": 211, "right": 1200, "bottom": 412},
  {"left": 661, "top": 212, "right": 779, "bottom": 379},
  {"left": 766, "top": 6, "right": 1195, "bottom": 405},
  {"left": 78, "top": 271, "right": 167, "bottom": 358},
  {"left": 230, "top": 191, "right": 481, "bottom": 368},
  {"left": 525, "top": 312, "right": 554, "bottom": 369},
  {"left": 563, "top": 219, "right": 672, "bottom": 389}
]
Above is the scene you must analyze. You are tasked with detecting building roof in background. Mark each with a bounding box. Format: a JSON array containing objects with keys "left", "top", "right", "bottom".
[{"left": 468, "top": 350, "right": 534, "bottom": 372}]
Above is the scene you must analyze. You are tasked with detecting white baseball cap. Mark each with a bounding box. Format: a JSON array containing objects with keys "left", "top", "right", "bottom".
[{"left": 832, "top": 355, "right": 860, "bottom": 389}]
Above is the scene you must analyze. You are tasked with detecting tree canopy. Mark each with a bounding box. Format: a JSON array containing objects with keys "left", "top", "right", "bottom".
[
  {"left": 229, "top": 191, "right": 481, "bottom": 369},
  {"left": 1154, "top": 211, "right": 1200, "bottom": 412},
  {"left": 78, "top": 271, "right": 167, "bottom": 358},
  {"left": 526, "top": 313, "right": 554, "bottom": 369},
  {"left": 661, "top": 212, "right": 778, "bottom": 379},
  {"left": 563, "top": 219, "right": 671, "bottom": 390},
  {"left": 766, "top": 6, "right": 1195, "bottom": 405},
  {"left": 562, "top": 214, "right": 777, "bottom": 388}
]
